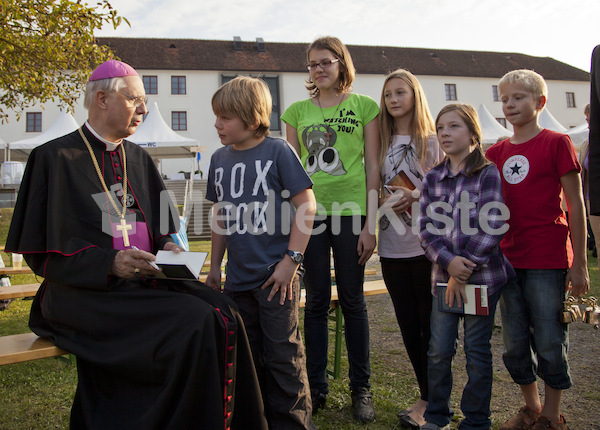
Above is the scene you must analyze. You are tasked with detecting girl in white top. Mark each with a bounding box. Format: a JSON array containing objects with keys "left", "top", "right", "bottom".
[{"left": 377, "top": 69, "right": 443, "bottom": 428}]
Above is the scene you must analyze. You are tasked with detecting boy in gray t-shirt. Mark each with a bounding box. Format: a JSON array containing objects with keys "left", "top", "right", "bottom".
[{"left": 206, "top": 77, "right": 317, "bottom": 430}]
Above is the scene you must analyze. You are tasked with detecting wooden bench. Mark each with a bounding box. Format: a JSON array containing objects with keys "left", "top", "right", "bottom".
[
  {"left": 0, "top": 266, "right": 34, "bottom": 276},
  {"left": 0, "top": 282, "right": 68, "bottom": 365},
  {"left": 299, "top": 279, "right": 388, "bottom": 378},
  {"left": 0, "top": 333, "right": 68, "bottom": 366},
  {"left": 299, "top": 278, "right": 386, "bottom": 307},
  {"left": 0, "top": 280, "right": 389, "bottom": 373},
  {"left": 0, "top": 283, "right": 41, "bottom": 300}
]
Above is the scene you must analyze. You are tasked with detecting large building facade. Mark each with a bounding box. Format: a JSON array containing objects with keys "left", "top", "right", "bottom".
[{"left": 0, "top": 37, "right": 590, "bottom": 176}]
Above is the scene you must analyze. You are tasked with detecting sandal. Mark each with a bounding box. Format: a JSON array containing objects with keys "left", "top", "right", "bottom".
[
  {"left": 499, "top": 405, "right": 542, "bottom": 430},
  {"left": 399, "top": 414, "right": 421, "bottom": 429}
]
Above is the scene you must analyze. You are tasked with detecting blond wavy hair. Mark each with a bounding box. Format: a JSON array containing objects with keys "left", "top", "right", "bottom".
[{"left": 378, "top": 69, "right": 435, "bottom": 171}]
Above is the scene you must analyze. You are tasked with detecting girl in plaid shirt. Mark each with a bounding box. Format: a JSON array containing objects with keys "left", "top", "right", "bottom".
[{"left": 418, "top": 104, "right": 514, "bottom": 430}]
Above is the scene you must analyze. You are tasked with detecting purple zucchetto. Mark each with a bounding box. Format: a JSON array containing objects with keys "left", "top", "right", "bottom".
[{"left": 89, "top": 59, "right": 138, "bottom": 82}]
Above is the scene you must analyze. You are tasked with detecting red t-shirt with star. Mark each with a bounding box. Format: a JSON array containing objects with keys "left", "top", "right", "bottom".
[{"left": 486, "top": 129, "right": 580, "bottom": 269}]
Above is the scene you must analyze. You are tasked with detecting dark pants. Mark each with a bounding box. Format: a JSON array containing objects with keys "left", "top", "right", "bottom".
[
  {"left": 303, "top": 216, "right": 371, "bottom": 394},
  {"left": 380, "top": 255, "right": 432, "bottom": 401},
  {"left": 226, "top": 275, "right": 316, "bottom": 430}
]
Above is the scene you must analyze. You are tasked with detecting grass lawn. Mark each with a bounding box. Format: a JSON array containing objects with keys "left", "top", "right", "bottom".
[{"left": 0, "top": 207, "right": 598, "bottom": 429}]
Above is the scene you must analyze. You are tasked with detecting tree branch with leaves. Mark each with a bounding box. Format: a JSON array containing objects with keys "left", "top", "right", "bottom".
[{"left": 0, "top": 0, "right": 129, "bottom": 122}]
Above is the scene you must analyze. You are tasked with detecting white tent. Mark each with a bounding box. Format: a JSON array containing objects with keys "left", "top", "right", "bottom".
[
  {"left": 476, "top": 104, "right": 512, "bottom": 144},
  {"left": 128, "top": 102, "right": 200, "bottom": 159},
  {"left": 565, "top": 122, "right": 589, "bottom": 149},
  {"left": 8, "top": 111, "right": 79, "bottom": 161},
  {"left": 539, "top": 109, "right": 567, "bottom": 133}
]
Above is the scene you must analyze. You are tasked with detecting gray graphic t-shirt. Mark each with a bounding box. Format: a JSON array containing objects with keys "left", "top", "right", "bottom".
[{"left": 206, "top": 137, "right": 313, "bottom": 291}]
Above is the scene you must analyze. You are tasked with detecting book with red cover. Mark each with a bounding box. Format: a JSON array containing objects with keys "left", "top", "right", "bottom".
[
  {"left": 436, "top": 283, "right": 489, "bottom": 316},
  {"left": 386, "top": 170, "right": 416, "bottom": 191},
  {"left": 385, "top": 171, "right": 418, "bottom": 223}
]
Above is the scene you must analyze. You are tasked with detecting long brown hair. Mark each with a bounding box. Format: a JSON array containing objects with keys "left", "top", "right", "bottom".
[
  {"left": 305, "top": 36, "right": 355, "bottom": 97},
  {"left": 435, "top": 104, "right": 490, "bottom": 177},
  {"left": 378, "top": 69, "right": 435, "bottom": 170}
]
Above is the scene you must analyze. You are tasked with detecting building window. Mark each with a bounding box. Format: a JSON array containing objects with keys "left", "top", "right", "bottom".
[
  {"left": 143, "top": 76, "right": 158, "bottom": 94},
  {"left": 492, "top": 85, "right": 500, "bottom": 102},
  {"left": 566, "top": 92, "right": 576, "bottom": 108},
  {"left": 445, "top": 84, "right": 457, "bottom": 101},
  {"left": 496, "top": 118, "right": 507, "bottom": 128},
  {"left": 26, "top": 112, "right": 42, "bottom": 132},
  {"left": 172, "top": 111, "right": 187, "bottom": 130},
  {"left": 171, "top": 76, "right": 186, "bottom": 95},
  {"left": 221, "top": 75, "right": 281, "bottom": 132}
]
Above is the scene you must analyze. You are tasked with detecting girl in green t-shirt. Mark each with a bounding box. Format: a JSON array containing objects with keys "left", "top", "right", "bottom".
[{"left": 281, "top": 36, "right": 380, "bottom": 424}]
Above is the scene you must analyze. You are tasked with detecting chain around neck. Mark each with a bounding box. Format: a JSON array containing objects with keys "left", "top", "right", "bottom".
[
  {"left": 316, "top": 93, "right": 347, "bottom": 125},
  {"left": 78, "top": 127, "right": 128, "bottom": 219}
]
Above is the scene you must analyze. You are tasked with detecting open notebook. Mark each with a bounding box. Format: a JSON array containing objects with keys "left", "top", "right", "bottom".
[{"left": 152, "top": 251, "right": 208, "bottom": 280}]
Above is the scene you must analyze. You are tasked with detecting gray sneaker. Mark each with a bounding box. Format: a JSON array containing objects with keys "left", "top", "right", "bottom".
[{"left": 351, "top": 387, "right": 375, "bottom": 423}]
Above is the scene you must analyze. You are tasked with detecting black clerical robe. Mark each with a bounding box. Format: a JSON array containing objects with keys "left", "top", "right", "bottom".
[{"left": 5, "top": 125, "right": 267, "bottom": 430}]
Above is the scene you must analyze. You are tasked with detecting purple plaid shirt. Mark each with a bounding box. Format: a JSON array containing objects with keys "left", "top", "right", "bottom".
[{"left": 418, "top": 160, "right": 515, "bottom": 295}]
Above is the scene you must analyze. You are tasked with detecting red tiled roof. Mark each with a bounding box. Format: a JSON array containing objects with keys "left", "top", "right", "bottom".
[{"left": 96, "top": 37, "right": 589, "bottom": 81}]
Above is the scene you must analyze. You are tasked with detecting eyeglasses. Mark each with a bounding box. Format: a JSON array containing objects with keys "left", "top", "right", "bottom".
[
  {"left": 115, "top": 91, "right": 148, "bottom": 108},
  {"left": 306, "top": 58, "right": 340, "bottom": 71}
]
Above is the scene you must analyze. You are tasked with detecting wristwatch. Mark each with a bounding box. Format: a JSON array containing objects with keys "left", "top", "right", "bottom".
[{"left": 286, "top": 250, "right": 304, "bottom": 264}]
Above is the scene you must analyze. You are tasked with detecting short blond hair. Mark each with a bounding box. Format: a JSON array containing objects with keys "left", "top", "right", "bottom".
[
  {"left": 499, "top": 69, "right": 548, "bottom": 101},
  {"left": 212, "top": 76, "right": 272, "bottom": 138}
]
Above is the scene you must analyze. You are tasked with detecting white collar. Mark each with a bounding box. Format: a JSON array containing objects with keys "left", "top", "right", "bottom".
[{"left": 85, "top": 121, "right": 122, "bottom": 152}]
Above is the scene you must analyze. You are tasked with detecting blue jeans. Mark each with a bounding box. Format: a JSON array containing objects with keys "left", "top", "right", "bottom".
[
  {"left": 303, "top": 216, "right": 370, "bottom": 394},
  {"left": 499, "top": 269, "right": 572, "bottom": 390},
  {"left": 425, "top": 289, "right": 501, "bottom": 430}
]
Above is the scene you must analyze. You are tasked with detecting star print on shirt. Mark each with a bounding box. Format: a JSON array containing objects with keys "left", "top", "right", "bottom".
[
  {"left": 502, "top": 155, "right": 530, "bottom": 185},
  {"left": 509, "top": 162, "right": 522, "bottom": 175}
]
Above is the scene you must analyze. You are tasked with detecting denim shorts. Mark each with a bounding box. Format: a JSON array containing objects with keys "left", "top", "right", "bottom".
[{"left": 499, "top": 269, "right": 572, "bottom": 390}]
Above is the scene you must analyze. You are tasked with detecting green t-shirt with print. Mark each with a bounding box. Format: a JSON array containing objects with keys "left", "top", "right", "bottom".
[{"left": 281, "top": 93, "right": 379, "bottom": 216}]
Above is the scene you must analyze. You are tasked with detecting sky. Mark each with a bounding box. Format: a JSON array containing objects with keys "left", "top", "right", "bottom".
[{"left": 95, "top": 0, "right": 600, "bottom": 72}]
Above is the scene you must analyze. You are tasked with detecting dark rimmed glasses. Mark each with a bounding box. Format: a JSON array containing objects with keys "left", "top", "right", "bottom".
[{"left": 306, "top": 58, "right": 340, "bottom": 71}]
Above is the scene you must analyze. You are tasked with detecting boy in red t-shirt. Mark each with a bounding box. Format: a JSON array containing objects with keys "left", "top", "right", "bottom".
[{"left": 486, "top": 69, "right": 589, "bottom": 430}]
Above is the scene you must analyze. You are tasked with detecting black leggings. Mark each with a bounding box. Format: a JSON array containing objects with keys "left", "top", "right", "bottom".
[{"left": 380, "top": 255, "right": 432, "bottom": 401}]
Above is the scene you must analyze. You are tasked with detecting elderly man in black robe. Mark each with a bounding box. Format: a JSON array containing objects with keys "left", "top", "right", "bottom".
[{"left": 5, "top": 60, "right": 266, "bottom": 430}]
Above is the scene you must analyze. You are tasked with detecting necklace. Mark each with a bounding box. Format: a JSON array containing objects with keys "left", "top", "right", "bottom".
[
  {"left": 316, "top": 93, "right": 346, "bottom": 143},
  {"left": 78, "top": 127, "right": 132, "bottom": 247}
]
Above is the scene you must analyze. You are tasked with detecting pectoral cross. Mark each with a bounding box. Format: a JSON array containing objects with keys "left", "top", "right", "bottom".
[{"left": 116, "top": 218, "right": 132, "bottom": 247}]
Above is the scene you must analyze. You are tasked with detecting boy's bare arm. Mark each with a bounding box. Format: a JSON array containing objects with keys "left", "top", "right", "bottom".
[
  {"left": 561, "top": 170, "right": 590, "bottom": 296},
  {"left": 263, "top": 188, "right": 316, "bottom": 304},
  {"left": 206, "top": 204, "right": 227, "bottom": 291}
]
